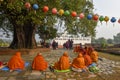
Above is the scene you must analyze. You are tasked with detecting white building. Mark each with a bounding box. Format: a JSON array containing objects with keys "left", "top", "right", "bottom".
[{"left": 53, "top": 32, "right": 91, "bottom": 46}]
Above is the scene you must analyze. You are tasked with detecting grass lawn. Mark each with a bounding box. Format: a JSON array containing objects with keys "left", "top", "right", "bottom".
[{"left": 98, "top": 52, "right": 120, "bottom": 61}]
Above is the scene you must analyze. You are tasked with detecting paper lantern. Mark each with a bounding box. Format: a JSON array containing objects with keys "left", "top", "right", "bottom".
[
  {"left": 118, "top": 19, "right": 120, "bottom": 23},
  {"left": 93, "top": 14, "right": 99, "bottom": 21},
  {"left": 99, "top": 16, "right": 104, "bottom": 22},
  {"left": 104, "top": 16, "right": 109, "bottom": 25},
  {"left": 33, "top": 4, "right": 39, "bottom": 10},
  {"left": 64, "top": 10, "right": 70, "bottom": 16},
  {"left": 99, "top": 16, "right": 104, "bottom": 25},
  {"left": 111, "top": 17, "right": 116, "bottom": 23},
  {"left": 104, "top": 16, "right": 109, "bottom": 22},
  {"left": 52, "top": 8, "right": 57, "bottom": 14},
  {"left": 25, "top": 2, "right": 31, "bottom": 9},
  {"left": 43, "top": 6, "right": 49, "bottom": 12},
  {"left": 87, "top": 14, "right": 92, "bottom": 20},
  {"left": 111, "top": 17, "right": 116, "bottom": 27},
  {"left": 71, "top": 11, "right": 77, "bottom": 17},
  {"left": 58, "top": 9, "right": 64, "bottom": 16},
  {"left": 79, "top": 13, "right": 85, "bottom": 19}
]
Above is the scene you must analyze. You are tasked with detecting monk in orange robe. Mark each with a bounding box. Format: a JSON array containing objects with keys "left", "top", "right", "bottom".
[
  {"left": 90, "top": 50, "right": 98, "bottom": 62},
  {"left": 32, "top": 53, "right": 48, "bottom": 71},
  {"left": 53, "top": 51, "right": 70, "bottom": 70},
  {"left": 88, "top": 46, "right": 94, "bottom": 56},
  {"left": 8, "top": 52, "right": 25, "bottom": 71},
  {"left": 72, "top": 53, "right": 86, "bottom": 69},
  {"left": 83, "top": 47, "right": 92, "bottom": 67}
]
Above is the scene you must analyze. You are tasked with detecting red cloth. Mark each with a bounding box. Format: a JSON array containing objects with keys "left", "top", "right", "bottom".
[{"left": 0, "top": 61, "right": 3, "bottom": 66}]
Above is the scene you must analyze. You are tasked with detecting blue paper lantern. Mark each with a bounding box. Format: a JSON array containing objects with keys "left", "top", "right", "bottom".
[
  {"left": 87, "top": 14, "right": 92, "bottom": 20},
  {"left": 111, "top": 17, "right": 116, "bottom": 23},
  {"left": 33, "top": 4, "right": 39, "bottom": 10}
]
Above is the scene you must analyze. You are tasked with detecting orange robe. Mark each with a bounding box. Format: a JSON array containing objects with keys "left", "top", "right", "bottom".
[
  {"left": 90, "top": 51, "right": 98, "bottom": 62},
  {"left": 84, "top": 47, "right": 92, "bottom": 66},
  {"left": 53, "top": 51, "right": 70, "bottom": 70},
  {"left": 72, "top": 53, "right": 86, "bottom": 69},
  {"left": 32, "top": 53, "right": 48, "bottom": 71},
  {"left": 8, "top": 52, "right": 25, "bottom": 70},
  {"left": 84, "top": 54, "right": 92, "bottom": 66}
]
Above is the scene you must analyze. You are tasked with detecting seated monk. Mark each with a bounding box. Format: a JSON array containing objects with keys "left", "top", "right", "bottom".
[
  {"left": 83, "top": 47, "right": 92, "bottom": 67},
  {"left": 32, "top": 53, "right": 48, "bottom": 71},
  {"left": 52, "top": 51, "right": 70, "bottom": 71},
  {"left": 71, "top": 53, "right": 87, "bottom": 72},
  {"left": 8, "top": 52, "right": 25, "bottom": 71},
  {"left": 90, "top": 49, "right": 98, "bottom": 63}
]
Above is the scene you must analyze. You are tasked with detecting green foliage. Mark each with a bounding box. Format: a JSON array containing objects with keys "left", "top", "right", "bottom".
[
  {"left": 37, "top": 25, "right": 57, "bottom": 40},
  {"left": 107, "top": 39, "right": 113, "bottom": 44},
  {"left": 92, "top": 37, "right": 108, "bottom": 48},
  {"left": 113, "top": 33, "right": 120, "bottom": 44},
  {"left": 0, "top": 0, "right": 97, "bottom": 39}
]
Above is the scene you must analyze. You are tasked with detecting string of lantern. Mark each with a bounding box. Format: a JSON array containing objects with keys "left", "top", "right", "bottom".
[{"left": 1, "top": 0, "right": 120, "bottom": 25}]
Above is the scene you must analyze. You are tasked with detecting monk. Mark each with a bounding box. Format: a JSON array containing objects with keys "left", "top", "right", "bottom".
[
  {"left": 32, "top": 53, "right": 48, "bottom": 71},
  {"left": 83, "top": 47, "right": 92, "bottom": 67},
  {"left": 71, "top": 53, "right": 87, "bottom": 72},
  {"left": 8, "top": 52, "right": 25, "bottom": 71},
  {"left": 90, "top": 49, "right": 98, "bottom": 63},
  {"left": 52, "top": 51, "right": 70, "bottom": 70}
]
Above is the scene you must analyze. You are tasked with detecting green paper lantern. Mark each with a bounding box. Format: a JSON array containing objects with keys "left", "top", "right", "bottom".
[
  {"left": 99, "top": 16, "right": 104, "bottom": 22},
  {"left": 64, "top": 10, "right": 70, "bottom": 16}
]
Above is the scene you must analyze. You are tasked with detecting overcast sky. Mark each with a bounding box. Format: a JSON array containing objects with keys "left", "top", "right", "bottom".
[{"left": 93, "top": 0, "right": 120, "bottom": 39}]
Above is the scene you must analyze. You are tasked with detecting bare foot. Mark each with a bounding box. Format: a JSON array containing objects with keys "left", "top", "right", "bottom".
[{"left": 10, "top": 70, "right": 13, "bottom": 72}]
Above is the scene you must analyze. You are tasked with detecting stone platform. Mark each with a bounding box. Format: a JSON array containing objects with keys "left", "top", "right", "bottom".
[{"left": 0, "top": 49, "right": 120, "bottom": 80}]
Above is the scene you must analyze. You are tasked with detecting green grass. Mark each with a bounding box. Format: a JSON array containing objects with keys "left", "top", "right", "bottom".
[{"left": 98, "top": 52, "right": 120, "bottom": 61}]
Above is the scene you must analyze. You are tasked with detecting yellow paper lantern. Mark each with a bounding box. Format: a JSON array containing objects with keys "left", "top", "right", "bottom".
[
  {"left": 58, "top": 9, "right": 64, "bottom": 16},
  {"left": 104, "top": 16, "right": 109, "bottom": 22}
]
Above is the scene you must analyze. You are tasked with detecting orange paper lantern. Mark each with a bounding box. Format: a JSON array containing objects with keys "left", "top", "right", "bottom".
[
  {"left": 43, "top": 6, "right": 49, "bottom": 12},
  {"left": 71, "top": 11, "right": 77, "bottom": 17},
  {"left": 93, "top": 14, "right": 99, "bottom": 21}
]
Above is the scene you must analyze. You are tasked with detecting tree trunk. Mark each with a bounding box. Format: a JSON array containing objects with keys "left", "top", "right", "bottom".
[{"left": 9, "top": 21, "right": 37, "bottom": 49}]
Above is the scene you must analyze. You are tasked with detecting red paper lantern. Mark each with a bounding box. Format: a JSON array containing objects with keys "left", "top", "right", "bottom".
[
  {"left": 43, "top": 6, "right": 49, "bottom": 12},
  {"left": 93, "top": 14, "right": 99, "bottom": 21},
  {"left": 118, "top": 19, "right": 120, "bottom": 23},
  {"left": 25, "top": 2, "right": 31, "bottom": 9},
  {"left": 79, "top": 13, "right": 84, "bottom": 19},
  {"left": 52, "top": 8, "right": 57, "bottom": 14},
  {"left": 71, "top": 11, "right": 77, "bottom": 17}
]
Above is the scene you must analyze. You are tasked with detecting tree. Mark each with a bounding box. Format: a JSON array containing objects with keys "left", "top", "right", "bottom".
[
  {"left": 37, "top": 25, "right": 57, "bottom": 41},
  {"left": 107, "top": 38, "right": 113, "bottom": 44},
  {"left": 96, "top": 37, "right": 108, "bottom": 48},
  {"left": 0, "top": 0, "right": 97, "bottom": 49},
  {"left": 113, "top": 33, "right": 120, "bottom": 44}
]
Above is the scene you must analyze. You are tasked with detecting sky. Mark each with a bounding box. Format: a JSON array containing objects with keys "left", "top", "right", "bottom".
[{"left": 93, "top": 0, "right": 120, "bottom": 39}]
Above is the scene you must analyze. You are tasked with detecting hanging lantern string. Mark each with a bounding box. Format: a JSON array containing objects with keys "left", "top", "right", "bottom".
[{"left": 23, "top": 2, "right": 120, "bottom": 24}]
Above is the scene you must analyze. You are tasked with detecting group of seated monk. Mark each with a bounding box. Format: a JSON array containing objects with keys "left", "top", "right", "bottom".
[
  {"left": 49, "top": 48, "right": 98, "bottom": 72},
  {"left": 0, "top": 47, "right": 98, "bottom": 72},
  {"left": 74, "top": 46, "right": 98, "bottom": 62}
]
